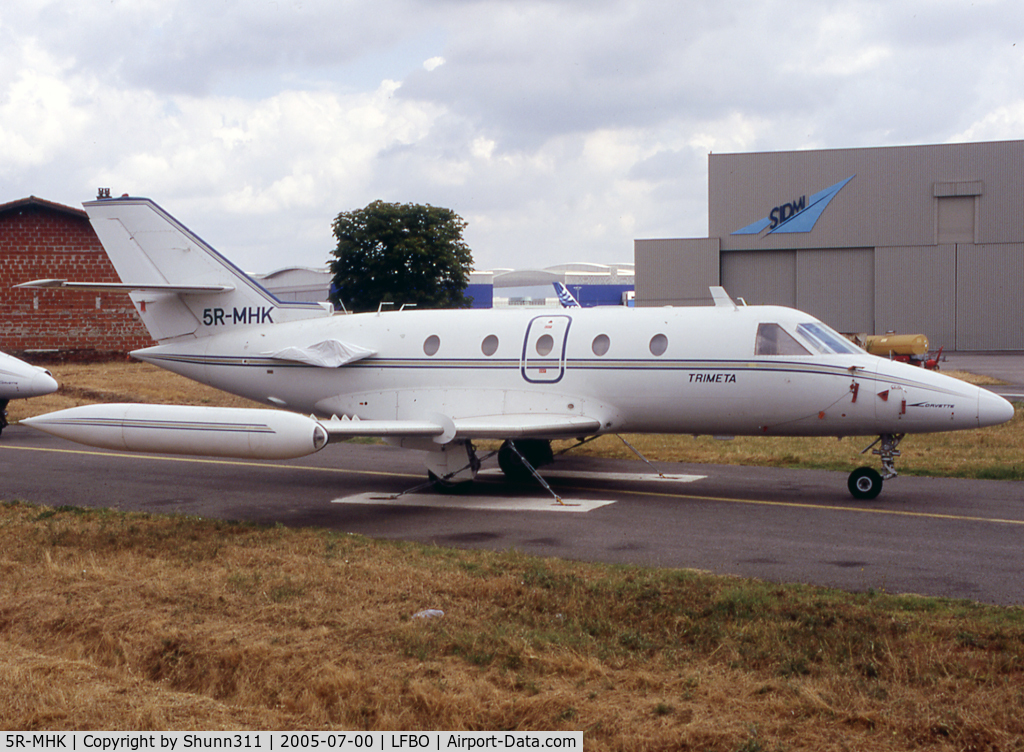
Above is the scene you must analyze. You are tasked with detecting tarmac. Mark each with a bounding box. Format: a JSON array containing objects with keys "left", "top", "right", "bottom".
[{"left": 943, "top": 351, "right": 1024, "bottom": 401}]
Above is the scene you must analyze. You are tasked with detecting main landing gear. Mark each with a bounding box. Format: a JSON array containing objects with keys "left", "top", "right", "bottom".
[
  {"left": 497, "top": 438, "right": 554, "bottom": 481},
  {"left": 414, "top": 438, "right": 566, "bottom": 504},
  {"left": 848, "top": 433, "right": 904, "bottom": 500},
  {"left": 420, "top": 439, "right": 557, "bottom": 491},
  {"left": 423, "top": 436, "right": 657, "bottom": 503}
]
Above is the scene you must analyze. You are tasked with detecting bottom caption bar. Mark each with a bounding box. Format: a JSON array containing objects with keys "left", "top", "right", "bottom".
[{"left": 2, "top": 732, "right": 582, "bottom": 751}]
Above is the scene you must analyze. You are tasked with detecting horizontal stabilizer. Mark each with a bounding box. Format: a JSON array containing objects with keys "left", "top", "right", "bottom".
[{"left": 15, "top": 279, "right": 235, "bottom": 294}]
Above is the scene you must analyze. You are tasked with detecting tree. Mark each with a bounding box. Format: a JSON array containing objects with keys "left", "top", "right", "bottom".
[{"left": 329, "top": 200, "right": 475, "bottom": 312}]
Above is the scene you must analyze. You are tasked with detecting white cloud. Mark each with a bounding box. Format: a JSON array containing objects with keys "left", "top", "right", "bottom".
[
  {"left": 3, "top": 0, "right": 1024, "bottom": 273},
  {"left": 952, "top": 102, "right": 1024, "bottom": 143},
  {"left": 0, "top": 40, "right": 89, "bottom": 173}
]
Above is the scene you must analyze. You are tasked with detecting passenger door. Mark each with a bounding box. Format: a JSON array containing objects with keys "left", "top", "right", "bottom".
[{"left": 521, "top": 315, "right": 572, "bottom": 384}]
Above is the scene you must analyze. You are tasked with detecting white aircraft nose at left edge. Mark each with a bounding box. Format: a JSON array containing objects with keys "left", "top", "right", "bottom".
[
  {"left": 13, "top": 195, "right": 1018, "bottom": 500},
  {"left": 1, "top": 350, "right": 59, "bottom": 435}
]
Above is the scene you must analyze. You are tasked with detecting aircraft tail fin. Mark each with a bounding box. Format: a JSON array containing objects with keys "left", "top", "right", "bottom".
[
  {"left": 553, "top": 281, "right": 581, "bottom": 308},
  {"left": 76, "top": 197, "right": 329, "bottom": 341}
]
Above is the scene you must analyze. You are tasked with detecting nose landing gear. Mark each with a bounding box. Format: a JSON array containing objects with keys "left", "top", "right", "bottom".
[{"left": 848, "top": 433, "right": 904, "bottom": 500}]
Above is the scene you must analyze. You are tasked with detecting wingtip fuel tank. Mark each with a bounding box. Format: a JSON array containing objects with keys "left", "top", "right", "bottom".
[{"left": 21, "top": 403, "right": 329, "bottom": 460}]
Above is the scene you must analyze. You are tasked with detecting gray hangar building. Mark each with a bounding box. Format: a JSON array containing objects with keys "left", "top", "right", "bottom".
[{"left": 634, "top": 139, "right": 1024, "bottom": 351}]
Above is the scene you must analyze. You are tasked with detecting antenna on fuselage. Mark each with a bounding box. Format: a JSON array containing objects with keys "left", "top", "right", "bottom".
[{"left": 709, "top": 286, "right": 739, "bottom": 310}]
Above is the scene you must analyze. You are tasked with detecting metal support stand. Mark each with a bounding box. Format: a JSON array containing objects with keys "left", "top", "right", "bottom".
[
  {"left": 616, "top": 434, "right": 666, "bottom": 477},
  {"left": 505, "top": 440, "right": 567, "bottom": 506},
  {"left": 553, "top": 434, "right": 601, "bottom": 457}
]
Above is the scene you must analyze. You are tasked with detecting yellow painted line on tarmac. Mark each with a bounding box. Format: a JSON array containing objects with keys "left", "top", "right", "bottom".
[
  {"left": 618, "top": 486, "right": 1024, "bottom": 526},
  {"left": 4, "top": 444, "right": 1022, "bottom": 526},
  {"left": 0, "top": 444, "right": 421, "bottom": 479}
]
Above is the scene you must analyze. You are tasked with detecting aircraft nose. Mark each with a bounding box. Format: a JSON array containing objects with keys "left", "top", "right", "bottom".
[
  {"left": 27, "top": 369, "right": 59, "bottom": 398},
  {"left": 978, "top": 388, "right": 1015, "bottom": 428}
]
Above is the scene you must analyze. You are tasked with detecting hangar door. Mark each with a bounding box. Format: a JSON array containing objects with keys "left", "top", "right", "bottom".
[
  {"left": 720, "top": 250, "right": 796, "bottom": 308},
  {"left": 875, "top": 245, "right": 956, "bottom": 350},
  {"left": 956, "top": 243, "right": 1024, "bottom": 350},
  {"left": 721, "top": 248, "right": 874, "bottom": 334}
]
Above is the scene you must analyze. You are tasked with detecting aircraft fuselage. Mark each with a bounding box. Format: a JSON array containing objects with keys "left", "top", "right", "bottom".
[{"left": 130, "top": 304, "right": 1011, "bottom": 440}]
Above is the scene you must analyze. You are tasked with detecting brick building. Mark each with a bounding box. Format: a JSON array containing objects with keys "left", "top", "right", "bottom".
[{"left": 0, "top": 196, "right": 153, "bottom": 360}]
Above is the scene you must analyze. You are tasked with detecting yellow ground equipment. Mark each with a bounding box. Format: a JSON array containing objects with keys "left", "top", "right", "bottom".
[{"left": 863, "top": 333, "right": 929, "bottom": 357}]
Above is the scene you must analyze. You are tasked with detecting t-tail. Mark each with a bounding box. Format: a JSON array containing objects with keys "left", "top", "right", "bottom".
[
  {"left": 17, "top": 196, "right": 330, "bottom": 342},
  {"left": 553, "top": 281, "right": 580, "bottom": 308}
]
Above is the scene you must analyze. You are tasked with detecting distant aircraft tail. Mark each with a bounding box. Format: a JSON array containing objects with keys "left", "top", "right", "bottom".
[
  {"left": 553, "top": 282, "right": 580, "bottom": 308},
  {"left": 20, "top": 197, "right": 329, "bottom": 342}
]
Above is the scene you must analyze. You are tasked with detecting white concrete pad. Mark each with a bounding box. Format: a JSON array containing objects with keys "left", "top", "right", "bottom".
[
  {"left": 479, "top": 469, "right": 707, "bottom": 483},
  {"left": 331, "top": 492, "right": 618, "bottom": 512}
]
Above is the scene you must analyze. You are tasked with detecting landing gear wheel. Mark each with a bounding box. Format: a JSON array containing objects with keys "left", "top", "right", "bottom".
[
  {"left": 498, "top": 439, "right": 553, "bottom": 482},
  {"left": 848, "top": 467, "right": 883, "bottom": 500}
]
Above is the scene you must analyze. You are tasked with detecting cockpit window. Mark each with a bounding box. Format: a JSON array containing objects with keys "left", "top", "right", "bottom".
[
  {"left": 796, "top": 322, "right": 862, "bottom": 355},
  {"left": 755, "top": 323, "right": 811, "bottom": 356}
]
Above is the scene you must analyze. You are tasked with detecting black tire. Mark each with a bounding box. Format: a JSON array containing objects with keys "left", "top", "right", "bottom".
[
  {"left": 848, "top": 467, "right": 883, "bottom": 500},
  {"left": 498, "top": 439, "right": 553, "bottom": 482}
]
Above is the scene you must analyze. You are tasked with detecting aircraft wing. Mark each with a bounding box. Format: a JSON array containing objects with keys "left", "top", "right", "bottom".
[
  {"left": 14, "top": 279, "right": 235, "bottom": 294},
  {"left": 320, "top": 414, "right": 602, "bottom": 441},
  {"left": 452, "top": 414, "right": 601, "bottom": 438},
  {"left": 321, "top": 417, "right": 447, "bottom": 439},
  {"left": 21, "top": 404, "right": 603, "bottom": 457}
]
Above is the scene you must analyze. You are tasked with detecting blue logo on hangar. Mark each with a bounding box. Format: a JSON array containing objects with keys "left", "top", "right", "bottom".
[{"left": 731, "top": 175, "right": 855, "bottom": 236}]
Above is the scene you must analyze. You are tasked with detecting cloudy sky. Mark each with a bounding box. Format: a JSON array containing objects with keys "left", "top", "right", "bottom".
[{"left": 3, "top": 0, "right": 1024, "bottom": 273}]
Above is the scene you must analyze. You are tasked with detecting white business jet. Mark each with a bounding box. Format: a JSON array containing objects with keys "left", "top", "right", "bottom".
[
  {"left": 1, "top": 350, "right": 58, "bottom": 436},
  {"left": 17, "top": 197, "right": 1015, "bottom": 499}
]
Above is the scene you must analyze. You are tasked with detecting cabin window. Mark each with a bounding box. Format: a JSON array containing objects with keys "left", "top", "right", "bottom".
[
  {"left": 481, "top": 334, "right": 499, "bottom": 356},
  {"left": 796, "top": 322, "right": 862, "bottom": 354},
  {"left": 755, "top": 323, "right": 810, "bottom": 356},
  {"left": 536, "top": 334, "right": 554, "bottom": 356},
  {"left": 649, "top": 333, "right": 668, "bottom": 356},
  {"left": 592, "top": 334, "right": 610, "bottom": 356},
  {"left": 423, "top": 334, "right": 441, "bottom": 356}
]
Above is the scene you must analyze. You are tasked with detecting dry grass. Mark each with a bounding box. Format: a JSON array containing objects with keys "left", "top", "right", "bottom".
[
  {"left": 1, "top": 501, "right": 1024, "bottom": 749},
  {"left": 4, "top": 362, "right": 1024, "bottom": 744},
  {"left": 941, "top": 369, "right": 1007, "bottom": 386},
  {"left": 6, "top": 361, "right": 263, "bottom": 419}
]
